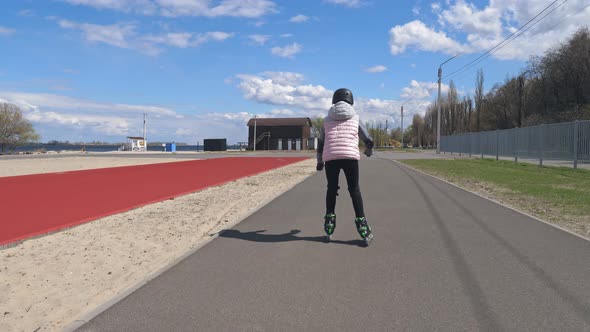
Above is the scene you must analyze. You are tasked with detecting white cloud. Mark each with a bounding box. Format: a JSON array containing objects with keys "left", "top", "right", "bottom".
[
  {"left": 62, "top": 0, "right": 277, "bottom": 18},
  {"left": 248, "top": 34, "right": 271, "bottom": 45},
  {"left": 261, "top": 71, "right": 304, "bottom": 85},
  {"left": 59, "top": 20, "right": 233, "bottom": 55},
  {"left": 59, "top": 20, "right": 136, "bottom": 49},
  {"left": 2, "top": 77, "right": 448, "bottom": 141},
  {"left": 271, "top": 43, "right": 302, "bottom": 58},
  {"left": 439, "top": 1, "right": 502, "bottom": 36},
  {"left": 365, "top": 65, "right": 388, "bottom": 73},
  {"left": 0, "top": 92, "right": 267, "bottom": 143},
  {"left": 29, "top": 110, "right": 131, "bottom": 136},
  {"left": 270, "top": 109, "right": 295, "bottom": 115},
  {"left": 0, "top": 91, "right": 177, "bottom": 116},
  {"left": 233, "top": 72, "right": 441, "bottom": 126},
  {"left": 412, "top": 6, "right": 421, "bottom": 15},
  {"left": 280, "top": 33, "right": 293, "bottom": 38},
  {"left": 19, "top": 9, "right": 34, "bottom": 17},
  {"left": 389, "top": 20, "right": 469, "bottom": 55},
  {"left": 144, "top": 31, "right": 233, "bottom": 48},
  {"left": 236, "top": 72, "right": 332, "bottom": 111},
  {"left": 0, "top": 26, "right": 16, "bottom": 36},
  {"left": 391, "top": 0, "right": 590, "bottom": 60},
  {"left": 289, "top": 14, "right": 309, "bottom": 23},
  {"left": 175, "top": 128, "right": 192, "bottom": 136},
  {"left": 400, "top": 80, "right": 450, "bottom": 100},
  {"left": 323, "top": 0, "right": 365, "bottom": 8}
]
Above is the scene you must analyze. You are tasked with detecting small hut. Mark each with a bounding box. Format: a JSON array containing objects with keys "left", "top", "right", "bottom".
[{"left": 127, "top": 136, "right": 147, "bottom": 151}]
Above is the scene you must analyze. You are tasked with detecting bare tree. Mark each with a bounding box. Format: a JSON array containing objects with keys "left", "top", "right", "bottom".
[
  {"left": 475, "top": 69, "right": 484, "bottom": 132},
  {"left": 412, "top": 114, "right": 425, "bottom": 147},
  {"left": 517, "top": 75, "right": 525, "bottom": 127},
  {"left": 0, "top": 102, "right": 39, "bottom": 153}
]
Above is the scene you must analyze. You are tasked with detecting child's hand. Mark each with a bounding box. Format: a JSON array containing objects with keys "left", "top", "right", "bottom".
[
  {"left": 316, "top": 162, "right": 324, "bottom": 171},
  {"left": 364, "top": 148, "right": 373, "bottom": 157}
]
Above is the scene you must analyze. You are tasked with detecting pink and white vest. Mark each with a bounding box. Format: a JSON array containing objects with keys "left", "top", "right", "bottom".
[{"left": 322, "top": 102, "right": 360, "bottom": 162}]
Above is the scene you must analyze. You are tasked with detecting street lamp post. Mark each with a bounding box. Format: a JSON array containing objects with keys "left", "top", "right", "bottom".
[{"left": 437, "top": 54, "right": 461, "bottom": 154}]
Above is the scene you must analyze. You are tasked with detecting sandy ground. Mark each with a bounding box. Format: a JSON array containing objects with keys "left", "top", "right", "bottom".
[
  {"left": 0, "top": 156, "right": 316, "bottom": 332},
  {"left": 0, "top": 155, "right": 192, "bottom": 177}
]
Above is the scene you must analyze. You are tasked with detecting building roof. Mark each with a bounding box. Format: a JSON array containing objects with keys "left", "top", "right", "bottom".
[{"left": 246, "top": 117, "right": 312, "bottom": 127}]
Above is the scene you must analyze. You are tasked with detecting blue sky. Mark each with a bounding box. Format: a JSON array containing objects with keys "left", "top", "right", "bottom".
[{"left": 0, "top": 0, "right": 588, "bottom": 144}]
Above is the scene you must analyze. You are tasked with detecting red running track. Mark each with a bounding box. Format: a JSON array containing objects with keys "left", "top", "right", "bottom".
[{"left": 0, "top": 157, "right": 308, "bottom": 246}]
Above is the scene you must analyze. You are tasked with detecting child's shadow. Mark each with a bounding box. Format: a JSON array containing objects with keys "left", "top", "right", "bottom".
[{"left": 218, "top": 229, "right": 365, "bottom": 247}]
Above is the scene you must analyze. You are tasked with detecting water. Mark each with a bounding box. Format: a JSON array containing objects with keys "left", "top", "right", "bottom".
[{"left": 9, "top": 144, "right": 213, "bottom": 153}]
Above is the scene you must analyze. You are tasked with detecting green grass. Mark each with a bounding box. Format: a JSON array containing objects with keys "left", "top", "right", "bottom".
[
  {"left": 401, "top": 158, "right": 590, "bottom": 216},
  {"left": 374, "top": 147, "right": 423, "bottom": 152}
]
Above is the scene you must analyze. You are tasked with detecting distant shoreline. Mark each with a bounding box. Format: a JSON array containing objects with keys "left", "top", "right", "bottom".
[{"left": 5, "top": 144, "right": 241, "bottom": 153}]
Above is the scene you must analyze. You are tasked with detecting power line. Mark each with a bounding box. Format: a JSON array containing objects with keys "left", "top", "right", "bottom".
[
  {"left": 397, "top": 0, "right": 582, "bottom": 112},
  {"left": 447, "top": 0, "right": 570, "bottom": 81},
  {"left": 448, "top": 0, "right": 586, "bottom": 85},
  {"left": 443, "top": 0, "right": 564, "bottom": 80},
  {"left": 398, "top": 81, "right": 438, "bottom": 108}
]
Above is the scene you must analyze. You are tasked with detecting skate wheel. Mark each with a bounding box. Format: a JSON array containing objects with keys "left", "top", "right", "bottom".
[{"left": 364, "top": 234, "right": 373, "bottom": 246}]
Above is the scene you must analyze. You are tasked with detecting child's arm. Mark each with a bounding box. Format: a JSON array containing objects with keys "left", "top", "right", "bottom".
[
  {"left": 358, "top": 123, "right": 374, "bottom": 156},
  {"left": 316, "top": 126, "right": 325, "bottom": 170}
]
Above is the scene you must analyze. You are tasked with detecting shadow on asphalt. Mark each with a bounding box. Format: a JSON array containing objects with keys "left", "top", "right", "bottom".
[{"left": 218, "top": 229, "right": 366, "bottom": 247}]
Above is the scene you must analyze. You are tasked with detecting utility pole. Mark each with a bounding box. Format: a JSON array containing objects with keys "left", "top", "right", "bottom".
[
  {"left": 385, "top": 119, "right": 388, "bottom": 147},
  {"left": 143, "top": 112, "right": 147, "bottom": 151},
  {"left": 437, "top": 54, "right": 461, "bottom": 154},
  {"left": 143, "top": 112, "right": 147, "bottom": 141},
  {"left": 437, "top": 69, "right": 442, "bottom": 154}
]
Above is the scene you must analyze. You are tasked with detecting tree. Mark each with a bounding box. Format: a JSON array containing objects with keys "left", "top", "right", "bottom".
[
  {"left": 475, "top": 69, "right": 484, "bottom": 132},
  {"left": 412, "top": 114, "right": 425, "bottom": 147},
  {"left": 0, "top": 102, "right": 39, "bottom": 153},
  {"left": 390, "top": 128, "right": 402, "bottom": 142},
  {"left": 403, "top": 125, "right": 413, "bottom": 146},
  {"left": 311, "top": 117, "right": 324, "bottom": 138},
  {"left": 366, "top": 121, "right": 389, "bottom": 147}
]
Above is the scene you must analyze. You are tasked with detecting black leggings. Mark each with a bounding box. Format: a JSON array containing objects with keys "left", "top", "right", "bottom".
[{"left": 325, "top": 159, "right": 365, "bottom": 218}]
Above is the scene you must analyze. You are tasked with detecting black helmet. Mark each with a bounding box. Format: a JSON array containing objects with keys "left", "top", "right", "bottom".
[{"left": 332, "top": 88, "right": 354, "bottom": 105}]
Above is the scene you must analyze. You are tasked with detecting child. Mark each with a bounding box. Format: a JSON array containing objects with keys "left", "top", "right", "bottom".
[{"left": 316, "top": 88, "right": 374, "bottom": 245}]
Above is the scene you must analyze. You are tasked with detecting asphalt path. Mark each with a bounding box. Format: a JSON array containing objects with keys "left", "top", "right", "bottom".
[{"left": 77, "top": 156, "right": 590, "bottom": 331}]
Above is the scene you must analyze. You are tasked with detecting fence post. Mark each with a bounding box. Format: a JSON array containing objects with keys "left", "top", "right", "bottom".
[
  {"left": 496, "top": 129, "right": 499, "bottom": 161},
  {"left": 469, "top": 133, "right": 472, "bottom": 158},
  {"left": 574, "top": 120, "right": 579, "bottom": 169},
  {"left": 539, "top": 124, "right": 544, "bottom": 167},
  {"left": 480, "top": 132, "right": 484, "bottom": 159}
]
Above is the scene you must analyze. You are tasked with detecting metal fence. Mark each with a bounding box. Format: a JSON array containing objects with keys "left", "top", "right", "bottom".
[{"left": 440, "top": 120, "right": 590, "bottom": 168}]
